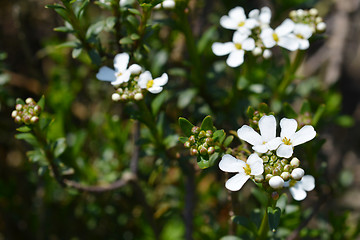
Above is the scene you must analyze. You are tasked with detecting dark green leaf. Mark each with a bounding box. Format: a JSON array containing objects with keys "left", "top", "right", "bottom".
[
  {"left": 128, "top": 8, "right": 141, "bottom": 15},
  {"left": 246, "top": 106, "right": 255, "bottom": 118},
  {"left": 88, "top": 49, "right": 101, "bottom": 66},
  {"left": 39, "top": 116, "right": 53, "bottom": 131},
  {"left": 283, "top": 103, "right": 298, "bottom": 119},
  {"left": 213, "top": 130, "right": 225, "bottom": 141},
  {"left": 54, "top": 26, "right": 74, "bottom": 32},
  {"left": 250, "top": 208, "right": 262, "bottom": 229},
  {"left": 197, "top": 26, "right": 216, "bottom": 54},
  {"left": 27, "top": 150, "right": 46, "bottom": 164},
  {"left": 37, "top": 95, "right": 45, "bottom": 110},
  {"left": 208, "top": 152, "right": 219, "bottom": 167},
  {"left": 178, "top": 117, "right": 194, "bottom": 137},
  {"left": 197, "top": 154, "right": 210, "bottom": 169},
  {"left": 16, "top": 126, "right": 32, "bottom": 133},
  {"left": 268, "top": 207, "right": 281, "bottom": 232},
  {"left": 86, "top": 20, "right": 105, "bottom": 39},
  {"left": 130, "top": 33, "right": 140, "bottom": 40},
  {"left": 126, "top": 15, "right": 139, "bottom": 27},
  {"left": 300, "top": 100, "right": 311, "bottom": 114},
  {"left": 200, "top": 115, "right": 214, "bottom": 131},
  {"left": 76, "top": 0, "right": 89, "bottom": 19},
  {"left": 16, "top": 98, "right": 25, "bottom": 105},
  {"left": 119, "top": 37, "right": 134, "bottom": 45},
  {"left": 53, "top": 138, "right": 67, "bottom": 158},
  {"left": 258, "top": 103, "right": 269, "bottom": 113},
  {"left": 179, "top": 137, "right": 188, "bottom": 144},
  {"left": 223, "top": 135, "right": 233, "bottom": 147}
]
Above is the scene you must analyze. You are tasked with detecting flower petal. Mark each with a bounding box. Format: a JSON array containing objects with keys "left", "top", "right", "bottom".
[
  {"left": 162, "top": 0, "right": 175, "bottom": 9},
  {"left": 260, "top": 28, "right": 276, "bottom": 48},
  {"left": 242, "top": 38, "right": 255, "bottom": 51},
  {"left": 114, "top": 53, "right": 130, "bottom": 72},
  {"left": 219, "top": 154, "right": 246, "bottom": 173},
  {"left": 280, "top": 118, "right": 298, "bottom": 139},
  {"left": 276, "top": 18, "right": 295, "bottom": 36},
  {"left": 96, "top": 66, "right": 116, "bottom": 82},
  {"left": 253, "top": 144, "right": 268, "bottom": 153},
  {"left": 226, "top": 50, "right": 244, "bottom": 67},
  {"left": 259, "top": 7, "right": 271, "bottom": 25},
  {"left": 244, "top": 18, "right": 258, "bottom": 29},
  {"left": 138, "top": 71, "right": 152, "bottom": 88},
  {"left": 294, "top": 23, "right": 313, "bottom": 39},
  {"left": 267, "top": 137, "right": 282, "bottom": 150},
  {"left": 225, "top": 173, "right": 250, "bottom": 191},
  {"left": 128, "top": 64, "right": 142, "bottom": 74},
  {"left": 259, "top": 115, "right": 277, "bottom": 142},
  {"left": 249, "top": 9, "right": 259, "bottom": 19},
  {"left": 292, "top": 125, "right": 316, "bottom": 146},
  {"left": 237, "top": 125, "right": 263, "bottom": 146},
  {"left": 276, "top": 144, "right": 293, "bottom": 158},
  {"left": 247, "top": 153, "right": 264, "bottom": 175},
  {"left": 290, "top": 185, "right": 307, "bottom": 201},
  {"left": 297, "top": 39, "right": 310, "bottom": 50},
  {"left": 212, "top": 42, "right": 234, "bottom": 56},
  {"left": 228, "top": 6, "right": 246, "bottom": 22},
  {"left": 220, "top": 16, "right": 238, "bottom": 30},
  {"left": 111, "top": 70, "right": 131, "bottom": 85},
  {"left": 278, "top": 35, "right": 299, "bottom": 51},
  {"left": 299, "top": 175, "right": 315, "bottom": 191},
  {"left": 154, "top": 73, "right": 168, "bottom": 86},
  {"left": 148, "top": 86, "right": 163, "bottom": 94},
  {"left": 233, "top": 31, "right": 249, "bottom": 43}
]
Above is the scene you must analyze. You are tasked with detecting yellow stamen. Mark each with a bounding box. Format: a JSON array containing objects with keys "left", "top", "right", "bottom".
[
  {"left": 235, "top": 43, "right": 242, "bottom": 50},
  {"left": 146, "top": 79, "right": 154, "bottom": 89},
  {"left": 116, "top": 72, "right": 123, "bottom": 77},
  {"left": 282, "top": 137, "right": 292, "bottom": 145},
  {"left": 243, "top": 163, "right": 251, "bottom": 175},
  {"left": 289, "top": 179, "right": 297, "bottom": 187},
  {"left": 296, "top": 34, "right": 304, "bottom": 39},
  {"left": 238, "top": 21, "right": 245, "bottom": 27},
  {"left": 272, "top": 33, "right": 279, "bottom": 42}
]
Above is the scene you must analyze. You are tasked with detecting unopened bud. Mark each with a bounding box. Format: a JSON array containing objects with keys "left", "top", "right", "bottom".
[
  {"left": 316, "top": 22, "right": 326, "bottom": 32},
  {"left": 289, "top": 10, "right": 297, "bottom": 19},
  {"left": 15, "top": 116, "right": 22, "bottom": 123},
  {"left": 264, "top": 166, "right": 272, "bottom": 174},
  {"left": 116, "top": 88, "right": 123, "bottom": 94},
  {"left": 290, "top": 157, "right": 300, "bottom": 168},
  {"left": 207, "top": 146, "right": 215, "bottom": 155},
  {"left": 191, "top": 126, "right": 200, "bottom": 134},
  {"left": 30, "top": 116, "right": 39, "bottom": 124},
  {"left": 254, "top": 174, "right": 264, "bottom": 183},
  {"left": 315, "top": 16, "right": 323, "bottom": 24},
  {"left": 23, "top": 115, "right": 31, "bottom": 124},
  {"left": 309, "top": 8, "right": 318, "bottom": 16},
  {"left": 190, "top": 148, "right": 198, "bottom": 156},
  {"left": 198, "top": 130, "right": 205, "bottom": 138},
  {"left": 11, "top": 110, "right": 18, "bottom": 118},
  {"left": 25, "top": 98, "right": 34, "bottom": 104},
  {"left": 205, "top": 130, "right": 213, "bottom": 137},
  {"left": 269, "top": 176, "right": 284, "bottom": 189},
  {"left": 121, "top": 94, "right": 128, "bottom": 100},
  {"left": 283, "top": 164, "right": 292, "bottom": 172},
  {"left": 272, "top": 167, "right": 281, "bottom": 176},
  {"left": 263, "top": 49, "right": 272, "bottom": 59},
  {"left": 134, "top": 93, "right": 143, "bottom": 101},
  {"left": 280, "top": 172, "right": 291, "bottom": 181},
  {"left": 291, "top": 168, "right": 305, "bottom": 180},
  {"left": 199, "top": 146, "right": 207, "bottom": 155},
  {"left": 265, "top": 174, "right": 273, "bottom": 182},
  {"left": 271, "top": 191, "right": 279, "bottom": 200},
  {"left": 188, "top": 135, "right": 195, "bottom": 143},
  {"left": 296, "top": 9, "right": 304, "bottom": 17},
  {"left": 252, "top": 47, "right": 262, "bottom": 56},
  {"left": 184, "top": 141, "right": 191, "bottom": 148},
  {"left": 205, "top": 137, "right": 213, "bottom": 144},
  {"left": 34, "top": 105, "right": 41, "bottom": 114},
  {"left": 16, "top": 104, "right": 23, "bottom": 111},
  {"left": 112, "top": 93, "right": 121, "bottom": 101}
]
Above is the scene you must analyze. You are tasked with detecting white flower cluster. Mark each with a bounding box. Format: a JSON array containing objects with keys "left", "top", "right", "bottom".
[
  {"left": 96, "top": 53, "right": 168, "bottom": 101},
  {"left": 212, "top": 6, "right": 325, "bottom": 67},
  {"left": 219, "top": 115, "right": 316, "bottom": 201}
]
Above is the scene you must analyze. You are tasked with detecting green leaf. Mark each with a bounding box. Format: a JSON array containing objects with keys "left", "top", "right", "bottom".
[
  {"left": 16, "top": 126, "right": 32, "bottom": 133},
  {"left": 251, "top": 188, "right": 267, "bottom": 206},
  {"left": 179, "top": 137, "right": 188, "bottom": 144},
  {"left": 128, "top": 8, "right": 141, "bottom": 16},
  {"left": 258, "top": 103, "right": 269, "bottom": 113},
  {"left": 197, "top": 154, "right": 210, "bottom": 169},
  {"left": 200, "top": 116, "right": 214, "bottom": 131},
  {"left": 54, "top": 26, "right": 74, "bottom": 32},
  {"left": 151, "top": 91, "right": 167, "bottom": 116},
  {"left": 178, "top": 117, "right": 194, "bottom": 137},
  {"left": 27, "top": 150, "right": 46, "bottom": 164},
  {"left": 130, "top": 33, "right": 140, "bottom": 40},
  {"left": 250, "top": 208, "right": 262, "bottom": 229},
  {"left": 15, "top": 133, "right": 38, "bottom": 146},
  {"left": 223, "top": 135, "right": 233, "bottom": 147},
  {"left": 119, "top": 37, "right": 134, "bottom": 45},
  {"left": 197, "top": 26, "right": 216, "bottom": 54},
  {"left": 312, "top": 104, "right": 325, "bottom": 126},
  {"left": 300, "top": 100, "right": 311, "bottom": 114},
  {"left": 213, "top": 130, "right": 225, "bottom": 142},
  {"left": 38, "top": 166, "right": 49, "bottom": 176},
  {"left": 57, "top": 41, "right": 80, "bottom": 49},
  {"left": 76, "top": 0, "right": 89, "bottom": 19},
  {"left": 126, "top": 15, "right": 139, "bottom": 27},
  {"left": 208, "top": 152, "right": 219, "bottom": 166},
  {"left": 335, "top": 115, "right": 354, "bottom": 128},
  {"left": 88, "top": 49, "right": 101, "bottom": 66},
  {"left": 53, "top": 138, "right": 67, "bottom": 158},
  {"left": 177, "top": 88, "right": 197, "bottom": 109},
  {"left": 47, "top": 4, "right": 69, "bottom": 22},
  {"left": 39, "top": 116, "right": 53, "bottom": 131},
  {"left": 219, "top": 236, "right": 242, "bottom": 240},
  {"left": 276, "top": 193, "right": 288, "bottom": 213},
  {"left": 37, "top": 95, "right": 45, "bottom": 110},
  {"left": 232, "top": 216, "right": 257, "bottom": 233},
  {"left": 283, "top": 103, "right": 298, "bottom": 119},
  {"left": 72, "top": 47, "right": 82, "bottom": 59},
  {"left": 267, "top": 207, "right": 281, "bottom": 232},
  {"left": 16, "top": 98, "right": 25, "bottom": 105},
  {"left": 86, "top": 20, "right": 105, "bottom": 39},
  {"left": 246, "top": 106, "right": 255, "bottom": 118}
]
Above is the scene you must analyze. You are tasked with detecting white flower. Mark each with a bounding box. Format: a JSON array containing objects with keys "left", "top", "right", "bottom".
[
  {"left": 219, "top": 153, "right": 264, "bottom": 191},
  {"left": 269, "top": 176, "right": 284, "bottom": 189},
  {"left": 291, "top": 168, "right": 305, "bottom": 180},
  {"left": 285, "top": 175, "right": 315, "bottom": 201},
  {"left": 138, "top": 71, "right": 168, "bottom": 94},
  {"left": 220, "top": 6, "right": 257, "bottom": 32},
  {"left": 237, "top": 115, "right": 279, "bottom": 153},
  {"left": 96, "top": 53, "right": 141, "bottom": 86},
  {"left": 249, "top": 6, "right": 272, "bottom": 28},
  {"left": 154, "top": 0, "right": 175, "bottom": 9},
  {"left": 212, "top": 31, "right": 255, "bottom": 67},
  {"left": 269, "top": 118, "right": 316, "bottom": 158},
  {"left": 260, "top": 19, "right": 299, "bottom": 51},
  {"left": 293, "top": 23, "right": 313, "bottom": 50}
]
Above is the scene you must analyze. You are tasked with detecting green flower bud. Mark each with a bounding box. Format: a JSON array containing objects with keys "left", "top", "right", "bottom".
[
  {"left": 199, "top": 146, "right": 207, "bottom": 155},
  {"left": 207, "top": 146, "right": 215, "bottom": 155},
  {"left": 184, "top": 141, "right": 191, "bottom": 148},
  {"left": 25, "top": 98, "right": 34, "bottom": 105},
  {"left": 280, "top": 172, "right": 291, "bottom": 181},
  {"left": 290, "top": 157, "right": 300, "bottom": 168},
  {"left": 283, "top": 164, "right": 292, "bottom": 172},
  {"left": 16, "top": 104, "right": 22, "bottom": 111},
  {"left": 30, "top": 116, "right": 39, "bottom": 124},
  {"left": 280, "top": 159, "right": 288, "bottom": 166},
  {"left": 23, "top": 115, "right": 31, "bottom": 124},
  {"left": 190, "top": 148, "right": 198, "bottom": 156},
  {"left": 262, "top": 155, "right": 269, "bottom": 162},
  {"left": 265, "top": 174, "right": 273, "bottom": 182},
  {"left": 205, "top": 130, "right": 213, "bottom": 137},
  {"left": 15, "top": 116, "right": 22, "bottom": 124},
  {"left": 191, "top": 126, "right": 200, "bottom": 135},
  {"left": 198, "top": 130, "right": 206, "bottom": 138},
  {"left": 188, "top": 135, "right": 195, "bottom": 143},
  {"left": 205, "top": 137, "right": 213, "bottom": 145},
  {"left": 272, "top": 167, "right": 281, "bottom": 176},
  {"left": 264, "top": 165, "right": 272, "bottom": 174},
  {"left": 34, "top": 105, "right": 41, "bottom": 114}
]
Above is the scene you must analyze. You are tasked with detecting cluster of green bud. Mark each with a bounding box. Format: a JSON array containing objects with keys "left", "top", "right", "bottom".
[
  {"left": 289, "top": 8, "right": 326, "bottom": 33},
  {"left": 11, "top": 98, "right": 42, "bottom": 125},
  {"left": 253, "top": 154, "right": 303, "bottom": 191},
  {"left": 183, "top": 126, "right": 216, "bottom": 157},
  {"left": 297, "top": 112, "right": 312, "bottom": 128},
  {"left": 112, "top": 79, "right": 143, "bottom": 102}
]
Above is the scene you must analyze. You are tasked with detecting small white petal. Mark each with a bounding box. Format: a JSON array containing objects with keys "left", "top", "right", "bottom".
[
  {"left": 228, "top": 7, "right": 246, "bottom": 22},
  {"left": 244, "top": 18, "right": 258, "bottom": 29},
  {"left": 241, "top": 38, "right": 255, "bottom": 51},
  {"left": 225, "top": 173, "right": 250, "bottom": 191},
  {"left": 276, "top": 18, "right": 295, "bottom": 36},
  {"left": 212, "top": 42, "right": 234, "bottom": 56},
  {"left": 232, "top": 31, "right": 249, "bottom": 44},
  {"left": 247, "top": 154, "right": 264, "bottom": 175},
  {"left": 96, "top": 66, "right": 116, "bottom": 82},
  {"left": 292, "top": 125, "right": 316, "bottom": 146},
  {"left": 294, "top": 24, "right": 313, "bottom": 39},
  {"left": 226, "top": 50, "right": 244, "bottom": 67},
  {"left": 148, "top": 86, "right": 163, "bottom": 94},
  {"left": 162, "top": 0, "right": 175, "bottom": 9},
  {"left": 220, "top": 16, "right": 238, "bottom": 30},
  {"left": 280, "top": 118, "right": 298, "bottom": 139},
  {"left": 276, "top": 144, "right": 293, "bottom": 158},
  {"left": 262, "top": 49, "right": 272, "bottom": 59},
  {"left": 114, "top": 53, "right": 130, "bottom": 72},
  {"left": 249, "top": 9, "right": 260, "bottom": 19},
  {"left": 253, "top": 144, "right": 268, "bottom": 153},
  {"left": 298, "top": 39, "right": 310, "bottom": 50},
  {"left": 299, "top": 175, "right": 315, "bottom": 191},
  {"left": 138, "top": 71, "right": 152, "bottom": 88},
  {"left": 259, "top": 7, "right": 271, "bottom": 24},
  {"left": 128, "top": 64, "right": 142, "bottom": 74},
  {"left": 290, "top": 185, "right": 307, "bottom": 201},
  {"left": 266, "top": 137, "right": 282, "bottom": 150},
  {"left": 154, "top": 73, "right": 168, "bottom": 86},
  {"left": 259, "top": 115, "right": 277, "bottom": 142},
  {"left": 237, "top": 125, "right": 263, "bottom": 146},
  {"left": 291, "top": 168, "right": 305, "bottom": 180},
  {"left": 269, "top": 176, "right": 284, "bottom": 189},
  {"left": 219, "top": 154, "right": 246, "bottom": 173},
  {"left": 111, "top": 70, "right": 131, "bottom": 85},
  {"left": 260, "top": 28, "right": 276, "bottom": 48},
  {"left": 278, "top": 35, "right": 299, "bottom": 51}
]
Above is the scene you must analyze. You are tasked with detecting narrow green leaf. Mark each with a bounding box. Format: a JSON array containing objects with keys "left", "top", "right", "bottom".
[
  {"left": 16, "top": 98, "right": 25, "bottom": 105},
  {"left": 37, "top": 95, "right": 45, "bottom": 110},
  {"left": 267, "top": 207, "right": 281, "bottom": 232},
  {"left": 27, "top": 150, "right": 46, "bottom": 164},
  {"left": 53, "top": 138, "right": 67, "bottom": 158},
  {"left": 151, "top": 91, "right": 167, "bottom": 116},
  {"left": 76, "top": 0, "right": 89, "bottom": 19},
  {"left": 312, "top": 104, "right": 325, "bottom": 126},
  {"left": 197, "top": 155, "right": 210, "bottom": 169},
  {"left": 54, "top": 26, "right": 73, "bottom": 32},
  {"left": 39, "top": 116, "right": 53, "bottom": 131},
  {"left": 246, "top": 106, "right": 255, "bottom": 118},
  {"left": 213, "top": 130, "right": 225, "bottom": 141},
  {"left": 178, "top": 117, "right": 194, "bottom": 137},
  {"left": 16, "top": 126, "right": 32, "bottom": 133},
  {"left": 128, "top": 8, "right": 141, "bottom": 16},
  {"left": 179, "top": 137, "right": 188, "bottom": 144},
  {"left": 15, "top": 133, "right": 38, "bottom": 146},
  {"left": 88, "top": 49, "right": 101, "bottom": 66},
  {"left": 223, "top": 135, "right": 233, "bottom": 147},
  {"left": 119, "top": 37, "right": 134, "bottom": 45},
  {"left": 283, "top": 103, "right": 298, "bottom": 119},
  {"left": 197, "top": 26, "right": 216, "bottom": 54},
  {"left": 300, "top": 100, "right": 311, "bottom": 114},
  {"left": 200, "top": 116, "right": 214, "bottom": 131},
  {"left": 72, "top": 47, "right": 82, "bottom": 59}
]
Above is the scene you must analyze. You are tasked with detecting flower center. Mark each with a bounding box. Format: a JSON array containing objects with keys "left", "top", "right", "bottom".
[
  {"left": 289, "top": 179, "right": 297, "bottom": 187},
  {"left": 238, "top": 21, "right": 245, "bottom": 27},
  {"left": 146, "top": 79, "right": 154, "bottom": 89},
  {"left": 296, "top": 34, "right": 304, "bottom": 39},
  {"left": 235, "top": 43, "right": 242, "bottom": 50},
  {"left": 243, "top": 163, "right": 251, "bottom": 175},
  {"left": 116, "top": 72, "right": 123, "bottom": 77},
  {"left": 282, "top": 137, "right": 292, "bottom": 145},
  {"left": 272, "top": 33, "right": 279, "bottom": 42}
]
